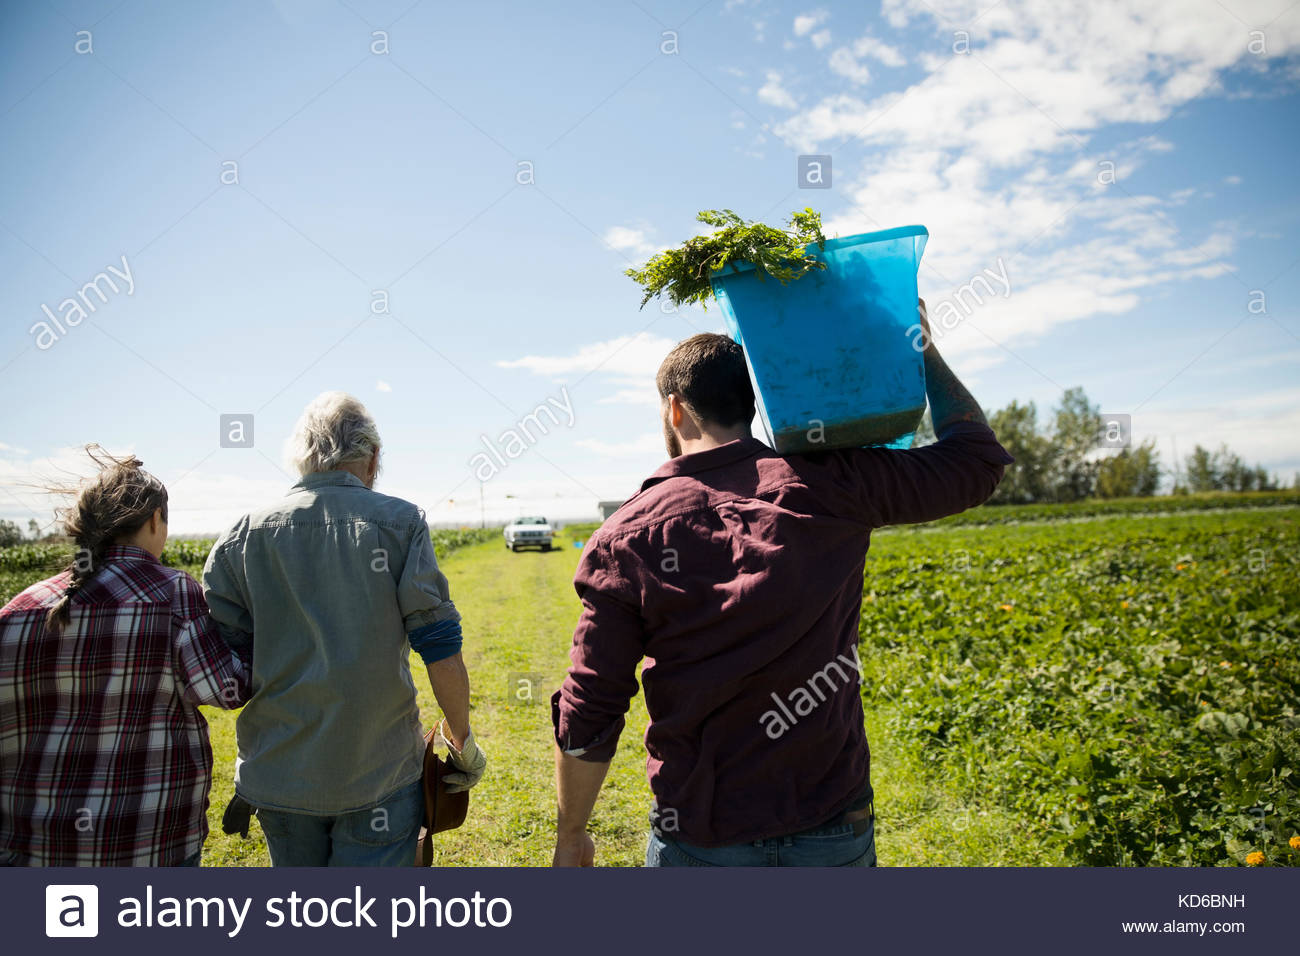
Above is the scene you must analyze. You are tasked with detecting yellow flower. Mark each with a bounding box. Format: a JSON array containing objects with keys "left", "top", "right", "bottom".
[
  {"left": 1219, "top": 661, "right": 1231, "bottom": 668},
  {"left": 1290, "top": 835, "right": 1300, "bottom": 851},
  {"left": 1246, "top": 851, "right": 1265, "bottom": 866},
  {"left": 864, "top": 594, "right": 875, "bottom": 603},
  {"left": 1175, "top": 563, "right": 1188, "bottom": 571},
  {"left": 998, "top": 604, "right": 1013, "bottom": 611},
  {"left": 1120, "top": 601, "right": 1129, "bottom": 609}
]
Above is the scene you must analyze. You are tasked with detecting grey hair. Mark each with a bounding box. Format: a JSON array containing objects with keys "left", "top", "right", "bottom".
[{"left": 286, "top": 391, "right": 382, "bottom": 477}]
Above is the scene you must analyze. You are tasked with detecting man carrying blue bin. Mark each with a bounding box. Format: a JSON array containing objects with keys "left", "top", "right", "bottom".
[{"left": 550, "top": 300, "right": 1012, "bottom": 866}]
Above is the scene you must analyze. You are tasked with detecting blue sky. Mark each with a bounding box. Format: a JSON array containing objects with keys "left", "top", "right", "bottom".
[{"left": 2, "top": 0, "right": 1298, "bottom": 532}]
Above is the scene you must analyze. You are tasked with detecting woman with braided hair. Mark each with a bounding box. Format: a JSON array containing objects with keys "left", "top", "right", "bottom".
[{"left": 0, "top": 446, "right": 250, "bottom": 866}]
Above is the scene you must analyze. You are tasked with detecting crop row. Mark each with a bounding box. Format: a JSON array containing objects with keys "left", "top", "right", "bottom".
[
  {"left": 858, "top": 507, "right": 1299, "bottom": 866},
  {"left": 913, "top": 489, "right": 1300, "bottom": 529}
]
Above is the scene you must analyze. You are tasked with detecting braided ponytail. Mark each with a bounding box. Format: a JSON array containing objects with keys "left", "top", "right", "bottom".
[{"left": 44, "top": 445, "right": 168, "bottom": 633}]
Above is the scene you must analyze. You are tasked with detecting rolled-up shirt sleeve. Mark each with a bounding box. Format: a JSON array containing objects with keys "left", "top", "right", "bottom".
[
  {"left": 828, "top": 420, "right": 1014, "bottom": 528},
  {"left": 396, "top": 517, "right": 461, "bottom": 633},
  {"left": 551, "top": 538, "right": 644, "bottom": 763}
]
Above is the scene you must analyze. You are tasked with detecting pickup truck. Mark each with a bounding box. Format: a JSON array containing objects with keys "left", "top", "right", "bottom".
[{"left": 504, "top": 516, "right": 554, "bottom": 552}]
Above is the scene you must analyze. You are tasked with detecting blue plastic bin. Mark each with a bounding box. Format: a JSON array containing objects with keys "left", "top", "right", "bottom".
[{"left": 709, "top": 225, "right": 929, "bottom": 453}]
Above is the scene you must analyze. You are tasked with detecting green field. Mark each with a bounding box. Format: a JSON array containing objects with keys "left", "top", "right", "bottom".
[
  {"left": 2, "top": 503, "right": 1297, "bottom": 867},
  {"left": 863, "top": 508, "right": 1298, "bottom": 867}
]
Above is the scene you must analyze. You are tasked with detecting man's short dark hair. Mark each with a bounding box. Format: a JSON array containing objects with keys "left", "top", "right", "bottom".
[{"left": 656, "top": 333, "right": 755, "bottom": 428}]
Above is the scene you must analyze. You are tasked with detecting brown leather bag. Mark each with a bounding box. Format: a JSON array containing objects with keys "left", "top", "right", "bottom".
[{"left": 415, "top": 726, "right": 469, "bottom": 866}]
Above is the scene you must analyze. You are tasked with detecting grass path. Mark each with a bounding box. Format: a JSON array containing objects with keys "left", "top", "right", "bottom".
[
  {"left": 200, "top": 525, "right": 1044, "bottom": 866},
  {"left": 423, "top": 530, "right": 655, "bottom": 866}
]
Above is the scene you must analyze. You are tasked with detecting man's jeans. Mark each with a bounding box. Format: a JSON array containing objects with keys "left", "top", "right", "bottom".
[
  {"left": 256, "top": 779, "right": 423, "bottom": 867},
  {"left": 646, "top": 814, "right": 877, "bottom": 867}
]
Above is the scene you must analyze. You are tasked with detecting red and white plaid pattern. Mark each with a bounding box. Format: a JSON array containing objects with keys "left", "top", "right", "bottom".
[{"left": 0, "top": 545, "right": 249, "bottom": 866}]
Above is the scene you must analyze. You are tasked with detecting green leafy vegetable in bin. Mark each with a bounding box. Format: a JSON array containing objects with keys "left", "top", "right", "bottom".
[{"left": 626, "top": 207, "right": 828, "bottom": 310}]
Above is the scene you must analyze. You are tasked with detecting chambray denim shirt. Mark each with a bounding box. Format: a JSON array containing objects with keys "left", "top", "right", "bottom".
[{"left": 202, "top": 471, "right": 460, "bottom": 814}]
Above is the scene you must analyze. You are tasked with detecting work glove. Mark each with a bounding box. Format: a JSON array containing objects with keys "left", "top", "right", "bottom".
[
  {"left": 441, "top": 721, "right": 487, "bottom": 794},
  {"left": 221, "top": 794, "right": 256, "bottom": 837}
]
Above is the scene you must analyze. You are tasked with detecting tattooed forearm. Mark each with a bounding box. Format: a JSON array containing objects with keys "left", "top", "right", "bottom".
[{"left": 923, "top": 345, "right": 988, "bottom": 430}]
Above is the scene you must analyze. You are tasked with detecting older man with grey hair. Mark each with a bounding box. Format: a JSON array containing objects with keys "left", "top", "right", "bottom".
[{"left": 203, "top": 391, "right": 486, "bottom": 866}]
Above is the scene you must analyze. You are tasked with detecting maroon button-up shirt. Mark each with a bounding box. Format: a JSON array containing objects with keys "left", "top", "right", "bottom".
[{"left": 551, "top": 421, "right": 1013, "bottom": 847}]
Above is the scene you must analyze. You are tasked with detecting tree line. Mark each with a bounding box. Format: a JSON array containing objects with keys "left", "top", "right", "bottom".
[
  {"left": 912, "top": 386, "right": 1286, "bottom": 504},
  {"left": 0, "top": 518, "right": 41, "bottom": 548}
]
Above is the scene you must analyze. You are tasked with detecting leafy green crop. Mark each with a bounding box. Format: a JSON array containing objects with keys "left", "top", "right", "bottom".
[
  {"left": 862, "top": 508, "right": 1300, "bottom": 866},
  {"left": 625, "top": 208, "right": 828, "bottom": 309},
  {"left": 0, "top": 544, "right": 70, "bottom": 572},
  {"left": 163, "top": 539, "right": 213, "bottom": 566},
  {"left": 430, "top": 526, "right": 501, "bottom": 559}
]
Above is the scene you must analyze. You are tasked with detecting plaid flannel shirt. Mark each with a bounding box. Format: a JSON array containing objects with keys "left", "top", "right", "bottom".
[{"left": 0, "top": 545, "right": 250, "bottom": 866}]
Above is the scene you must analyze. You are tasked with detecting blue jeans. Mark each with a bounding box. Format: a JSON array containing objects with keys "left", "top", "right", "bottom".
[
  {"left": 256, "top": 779, "right": 423, "bottom": 867},
  {"left": 646, "top": 814, "right": 877, "bottom": 867}
]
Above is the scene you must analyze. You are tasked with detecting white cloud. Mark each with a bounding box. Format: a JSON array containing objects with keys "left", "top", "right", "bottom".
[
  {"left": 794, "top": 10, "right": 828, "bottom": 36},
  {"left": 162, "top": 469, "right": 311, "bottom": 535},
  {"left": 785, "top": 4, "right": 1298, "bottom": 162},
  {"left": 575, "top": 432, "right": 664, "bottom": 458},
  {"left": 828, "top": 33, "right": 907, "bottom": 85},
  {"left": 497, "top": 332, "right": 675, "bottom": 380},
  {"left": 855, "top": 34, "right": 906, "bottom": 66},
  {"left": 811, "top": 29, "right": 832, "bottom": 49},
  {"left": 602, "top": 225, "right": 657, "bottom": 260},
  {"left": 862, "top": 37, "right": 906, "bottom": 68},
  {"left": 0, "top": 445, "right": 293, "bottom": 536},
  {"left": 1205, "top": 349, "right": 1300, "bottom": 374},
  {"left": 740, "top": 131, "right": 767, "bottom": 159},
  {"left": 376, "top": 380, "right": 392, "bottom": 393},
  {"left": 499, "top": 333, "right": 679, "bottom": 422},
  {"left": 0, "top": 441, "right": 30, "bottom": 455},
  {"left": 758, "top": 71, "right": 799, "bottom": 109},
  {"left": 1135, "top": 386, "right": 1300, "bottom": 477},
  {"left": 1224, "top": 174, "right": 1242, "bottom": 185},
  {"left": 0, "top": 445, "right": 100, "bottom": 535},
  {"left": 729, "top": 0, "right": 769, "bottom": 43},
  {"left": 597, "top": 386, "right": 661, "bottom": 408},
  {"left": 829, "top": 48, "right": 871, "bottom": 85},
  {"left": 768, "top": 0, "right": 1300, "bottom": 383}
]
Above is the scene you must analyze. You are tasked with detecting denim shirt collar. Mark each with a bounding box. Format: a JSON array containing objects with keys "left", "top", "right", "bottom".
[{"left": 290, "top": 470, "right": 367, "bottom": 494}]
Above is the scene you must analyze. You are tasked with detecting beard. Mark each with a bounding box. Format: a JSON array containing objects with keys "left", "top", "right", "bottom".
[{"left": 662, "top": 405, "right": 682, "bottom": 459}]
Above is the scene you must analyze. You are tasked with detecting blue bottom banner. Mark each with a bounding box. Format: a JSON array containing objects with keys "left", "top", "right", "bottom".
[{"left": 5, "top": 867, "right": 1293, "bottom": 954}]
